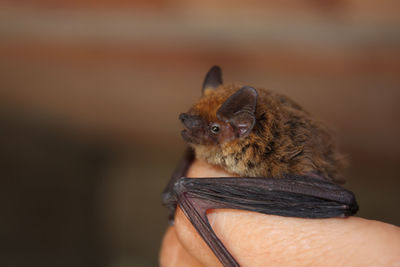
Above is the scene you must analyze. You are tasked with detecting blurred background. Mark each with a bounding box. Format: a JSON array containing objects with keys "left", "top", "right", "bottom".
[{"left": 0, "top": 1, "right": 399, "bottom": 266}]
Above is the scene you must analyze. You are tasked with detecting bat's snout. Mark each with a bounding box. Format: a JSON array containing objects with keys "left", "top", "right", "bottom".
[
  {"left": 179, "top": 113, "right": 205, "bottom": 144},
  {"left": 179, "top": 113, "right": 203, "bottom": 130}
]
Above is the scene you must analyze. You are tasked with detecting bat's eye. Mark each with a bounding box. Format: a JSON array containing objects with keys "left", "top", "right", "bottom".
[{"left": 210, "top": 123, "right": 220, "bottom": 134}]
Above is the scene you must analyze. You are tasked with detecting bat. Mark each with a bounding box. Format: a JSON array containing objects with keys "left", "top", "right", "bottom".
[{"left": 162, "top": 66, "right": 358, "bottom": 266}]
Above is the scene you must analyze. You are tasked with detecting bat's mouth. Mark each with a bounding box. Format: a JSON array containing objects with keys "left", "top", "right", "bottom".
[
  {"left": 179, "top": 113, "right": 204, "bottom": 144},
  {"left": 181, "top": 129, "right": 200, "bottom": 144}
]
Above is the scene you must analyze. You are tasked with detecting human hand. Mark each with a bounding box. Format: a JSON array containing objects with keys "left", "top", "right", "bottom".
[{"left": 160, "top": 160, "right": 400, "bottom": 266}]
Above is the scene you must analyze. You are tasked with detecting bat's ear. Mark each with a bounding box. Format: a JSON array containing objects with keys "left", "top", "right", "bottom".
[
  {"left": 217, "top": 86, "right": 258, "bottom": 137},
  {"left": 202, "top": 66, "right": 223, "bottom": 93}
]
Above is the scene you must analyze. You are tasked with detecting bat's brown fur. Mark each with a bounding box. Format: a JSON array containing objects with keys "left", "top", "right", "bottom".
[{"left": 187, "top": 83, "right": 345, "bottom": 182}]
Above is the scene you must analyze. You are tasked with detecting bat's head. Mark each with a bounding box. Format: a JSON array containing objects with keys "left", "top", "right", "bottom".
[{"left": 179, "top": 66, "right": 258, "bottom": 147}]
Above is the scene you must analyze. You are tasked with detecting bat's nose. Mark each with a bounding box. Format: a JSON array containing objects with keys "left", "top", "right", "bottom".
[{"left": 179, "top": 113, "right": 202, "bottom": 129}]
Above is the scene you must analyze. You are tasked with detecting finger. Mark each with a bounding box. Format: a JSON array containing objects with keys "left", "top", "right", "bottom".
[{"left": 159, "top": 226, "right": 203, "bottom": 267}]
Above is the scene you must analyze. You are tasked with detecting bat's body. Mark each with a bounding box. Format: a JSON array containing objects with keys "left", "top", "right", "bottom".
[
  {"left": 186, "top": 80, "right": 344, "bottom": 181},
  {"left": 162, "top": 66, "right": 358, "bottom": 266}
]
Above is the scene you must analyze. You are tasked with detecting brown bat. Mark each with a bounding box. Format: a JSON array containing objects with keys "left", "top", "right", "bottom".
[{"left": 162, "top": 66, "right": 358, "bottom": 266}]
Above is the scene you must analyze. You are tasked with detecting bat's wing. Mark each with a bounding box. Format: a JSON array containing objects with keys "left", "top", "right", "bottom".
[{"left": 162, "top": 149, "right": 359, "bottom": 266}]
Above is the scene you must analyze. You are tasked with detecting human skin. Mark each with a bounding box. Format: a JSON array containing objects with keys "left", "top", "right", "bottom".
[{"left": 159, "top": 160, "right": 400, "bottom": 267}]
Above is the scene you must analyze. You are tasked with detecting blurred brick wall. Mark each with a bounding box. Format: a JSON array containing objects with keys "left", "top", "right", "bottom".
[{"left": 1, "top": 1, "right": 399, "bottom": 152}]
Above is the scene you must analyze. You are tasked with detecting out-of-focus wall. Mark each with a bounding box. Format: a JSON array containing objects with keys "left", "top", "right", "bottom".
[{"left": 0, "top": 1, "right": 399, "bottom": 266}]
